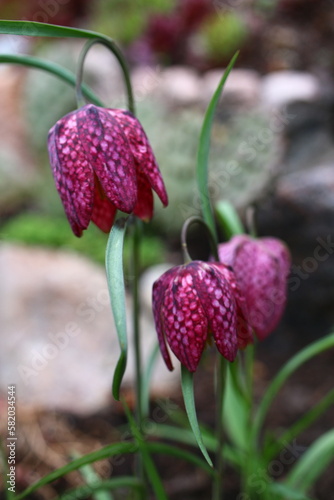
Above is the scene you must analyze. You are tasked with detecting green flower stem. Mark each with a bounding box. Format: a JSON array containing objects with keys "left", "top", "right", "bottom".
[
  {"left": 130, "top": 217, "right": 147, "bottom": 489},
  {"left": 75, "top": 38, "right": 135, "bottom": 113},
  {"left": 181, "top": 216, "right": 219, "bottom": 263},
  {"left": 0, "top": 54, "right": 103, "bottom": 106},
  {"left": 132, "top": 218, "right": 143, "bottom": 425},
  {"left": 212, "top": 356, "right": 227, "bottom": 500}
]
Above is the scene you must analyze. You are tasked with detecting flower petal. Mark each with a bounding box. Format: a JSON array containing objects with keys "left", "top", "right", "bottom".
[
  {"left": 161, "top": 265, "right": 209, "bottom": 372},
  {"left": 76, "top": 105, "right": 137, "bottom": 213},
  {"left": 48, "top": 111, "right": 94, "bottom": 237},
  {"left": 90, "top": 177, "right": 117, "bottom": 233},
  {"left": 212, "top": 263, "right": 253, "bottom": 349},
  {"left": 152, "top": 267, "right": 179, "bottom": 371},
  {"left": 108, "top": 109, "right": 168, "bottom": 207},
  {"left": 192, "top": 262, "right": 238, "bottom": 362},
  {"left": 217, "top": 235, "right": 249, "bottom": 266},
  {"left": 133, "top": 172, "right": 154, "bottom": 221},
  {"left": 223, "top": 237, "right": 290, "bottom": 340}
]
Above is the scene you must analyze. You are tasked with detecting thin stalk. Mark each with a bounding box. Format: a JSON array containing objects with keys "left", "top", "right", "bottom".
[
  {"left": 75, "top": 38, "right": 135, "bottom": 113},
  {"left": 131, "top": 218, "right": 146, "bottom": 487},
  {"left": 241, "top": 343, "right": 258, "bottom": 498},
  {"left": 181, "top": 216, "right": 219, "bottom": 263},
  {"left": 212, "top": 357, "right": 227, "bottom": 500}
]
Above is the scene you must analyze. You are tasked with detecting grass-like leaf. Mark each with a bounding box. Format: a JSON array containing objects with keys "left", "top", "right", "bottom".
[
  {"left": 196, "top": 51, "right": 239, "bottom": 243},
  {"left": 223, "top": 362, "right": 249, "bottom": 451},
  {"left": 57, "top": 477, "right": 145, "bottom": 500},
  {"left": 215, "top": 200, "right": 244, "bottom": 239},
  {"left": 0, "top": 20, "right": 109, "bottom": 40},
  {"left": 252, "top": 332, "right": 334, "bottom": 446},
  {"left": 148, "top": 423, "right": 241, "bottom": 466},
  {"left": 268, "top": 482, "right": 313, "bottom": 500},
  {"left": 264, "top": 388, "right": 334, "bottom": 462},
  {"left": 122, "top": 401, "right": 168, "bottom": 500},
  {"left": 147, "top": 442, "right": 216, "bottom": 476},
  {"left": 14, "top": 442, "right": 138, "bottom": 500},
  {"left": 285, "top": 429, "right": 334, "bottom": 493},
  {"left": 0, "top": 54, "right": 103, "bottom": 106},
  {"left": 181, "top": 365, "right": 213, "bottom": 467},
  {"left": 105, "top": 218, "right": 129, "bottom": 400}
]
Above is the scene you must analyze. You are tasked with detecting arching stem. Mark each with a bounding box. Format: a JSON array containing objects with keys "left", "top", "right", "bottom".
[{"left": 76, "top": 38, "right": 135, "bottom": 114}]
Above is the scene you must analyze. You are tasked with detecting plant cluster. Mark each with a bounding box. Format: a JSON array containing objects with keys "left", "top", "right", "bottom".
[{"left": 0, "top": 20, "right": 333, "bottom": 500}]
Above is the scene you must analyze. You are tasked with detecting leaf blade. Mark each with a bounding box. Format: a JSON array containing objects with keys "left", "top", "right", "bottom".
[
  {"left": 196, "top": 51, "right": 239, "bottom": 242},
  {"left": 105, "top": 218, "right": 129, "bottom": 400},
  {"left": 0, "top": 20, "right": 109, "bottom": 40},
  {"left": 181, "top": 365, "right": 213, "bottom": 467},
  {"left": 286, "top": 429, "right": 334, "bottom": 493}
]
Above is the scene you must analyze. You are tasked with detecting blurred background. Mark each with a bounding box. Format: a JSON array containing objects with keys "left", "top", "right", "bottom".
[{"left": 0, "top": 1, "right": 334, "bottom": 498}]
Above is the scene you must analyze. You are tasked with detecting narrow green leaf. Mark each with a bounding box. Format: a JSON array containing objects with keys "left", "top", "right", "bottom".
[
  {"left": 286, "top": 429, "right": 334, "bottom": 493},
  {"left": 264, "top": 389, "right": 334, "bottom": 462},
  {"left": 0, "top": 54, "right": 103, "bottom": 106},
  {"left": 57, "top": 477, "right": 145, "bottom": 500},
  {"left": 15, "top": 442, "right": 138, "bottom": 500},
  {"left": 146, "top": 442, "right": 216, "bottom": 476},
  {"left": 74, "top": 454, "right": 113, "bottom": 500},
  {"left": 122, "top": 401, "right": 168, "bottom": 500},
  {"left": 181, "top": 365, "right": 213, "bottom": 467},
  {"left": 252, "top": 332, "right": 334, "bottom": 445},
  {"left": 268, "top": 482, "right": 313, "bottom": 500},
  {"left": 105, "top": 218, "right": 129, "bottom": 400},
  {"left": 196, "top": 51, "right": 239, "bottom": 243},
  {"left": 0, "top": 20, "right": 109, "bottom": 41},
  {"left": 148, "top": 424, "right": 241, "bottom": 466},
  {"left": 223, "top": 362, "right": 249, "bottom": 450},
  {"left": 215, "top": 200, "right": 244, "bottom": 239}
]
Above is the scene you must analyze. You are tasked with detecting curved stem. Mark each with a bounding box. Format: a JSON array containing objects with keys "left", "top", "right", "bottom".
[
  {"left": 181, "top": 216, "right": 219, "bottom": 263},
  {"left": 0, "top": 54, "right": 103, "bottom": 106},
  {"left": 76, "top": 38, "right": 135, "bottom": 113},
  {"left": 212, "top": 356, "right": 227, "bottom": 500}
]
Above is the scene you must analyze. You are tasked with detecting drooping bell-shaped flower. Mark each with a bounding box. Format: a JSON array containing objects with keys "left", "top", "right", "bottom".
[
  {"left": 218, "top": 235, "right": 291, "bottom": 340},
  {"left": 48, "top": 104, "right": 168, "bottom": 236},
  {"left": 152, "top": 260, "right": 250, "bottom": 372}
]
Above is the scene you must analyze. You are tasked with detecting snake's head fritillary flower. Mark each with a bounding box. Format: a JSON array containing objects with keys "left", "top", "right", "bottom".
[
  {"left": 152, "top": 261, "right": 250, "bottom": 372},
  {"left": 48, "top": 104, "right": 168, "bottom": 236},
  {"left": 218, "top": 235, "right": 291, "bottom": 340}
]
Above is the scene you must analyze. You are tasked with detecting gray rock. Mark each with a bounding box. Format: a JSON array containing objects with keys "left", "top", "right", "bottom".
[
  {"left": 158, "top": 66, "right": 202, "bottom": 106},
  {"left": 202, "top": 69, "right": 261, "bottom": 108},
  {"left": 0, "top": 244, "right": 178, "bottom": 414},
  {"left": 260, "top": 71, "right": 320, "bottom": 109}
]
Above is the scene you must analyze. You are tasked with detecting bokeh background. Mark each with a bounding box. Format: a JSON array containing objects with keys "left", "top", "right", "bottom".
[{"left": 0, "top": 1, "right": 334, "bottom": 498}]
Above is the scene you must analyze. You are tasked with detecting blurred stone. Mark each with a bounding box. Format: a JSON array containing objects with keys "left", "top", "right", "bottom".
[
  {"left": 0, "top": 244, "right": 178, "bottom": 414},
  {"left": 159, "top": 66, "right": 201, "bottom": 106},
  {"left": 260, "top": 71, "right": 320, "bottom": 108},
  {"left": 139, "top": 263, "right": 174, "bottom": 314},
  {"left": 202, "top": 69, "right": 261, "bottom": 107}
]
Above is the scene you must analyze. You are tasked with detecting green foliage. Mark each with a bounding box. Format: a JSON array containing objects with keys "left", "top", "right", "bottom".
[
  {"left": 0, "top": 213, "right": 165, "bottom": 271},
  {"left": 94, "top": 0, "right": 176, "bottom": 45},
  {"left": 200, "top": 12, "right": 247, "bottom": 61}
]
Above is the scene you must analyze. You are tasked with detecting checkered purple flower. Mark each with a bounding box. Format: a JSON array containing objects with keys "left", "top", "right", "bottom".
[
  {"left": 48, "top": 104, "right": 168, "bottom": 236},
  {"left": 218, "top": 235, "right": 291, "bottom": 340},
  {"left": 152, "top": 261, "right": 251, "bottom": 372}
]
